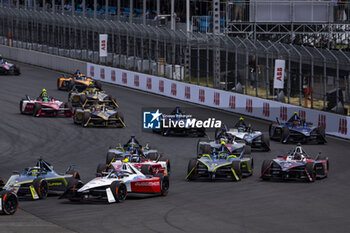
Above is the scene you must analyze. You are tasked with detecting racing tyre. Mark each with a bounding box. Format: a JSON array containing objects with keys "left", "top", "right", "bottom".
[
  {"left": 186, "top": 159, "right": 198, "bottom": 181},
  {"left": 305, "top": 162, "right": 316, "bottom": 182},
  {"left": 82, "top": 112, "right": 91, "bottom": 127},
  {"left": 141, "top": 165, "right": 153, "bottom": 176},
  {"left": 281, "top": 127, "right": 289, "bottom": 144},
  {"left": 57, "top": 78, "right": 62, "bottom": 90},
  {"left": 261, "top": 133, "right": 270, "bottom": 151},
  {"left": 96, "top": 163, "right": 108, "bottom": 175},
  {"left": 19, "top": 99, "right": 25, "bottom": 114},
  {"left": 0, "top": 191, "right": 18, "bottom": 215},
  {"left": 33, "top": 103, "right": 41, "bottom": 117},
  {"left": 33, "top": 178, "right": 49, "bottom": 199},
  {"left": 79, "top": 95, "right": 87, "bottom": 107},
  {"left": 160, "top": 175, "right": 169, "bottom": 196},
  {"left": 64, "top": 102, "right": 72, "bottom": 116},
  {"left": 261, "top": 160, "right": 271, "bottom": 180},
  {"left": 95, "top": 80, "right": 102, "bottom": 90},
  {"left": 231, "top": 161, "right": 242, "bottom": 181},
  {"left": 68, "top": 80, "right": 74, "bottom": 91},
  {"left": 66, "top": 170, "right": 80, "bottom": 180},
  {"left": 65, "top": 179, "right": 83, "bottom": 201},
  {"left": 146, "top": 152, "right": 159, "bottom": 161},
  {"left": 110, "top": 181, "right": 127, "bottom": 203},
  {"left": 244, "top": 145, "right": 251, "bottom": 155},
  {"left": 317, "top": 127, "right": 326, "bottom": 144},
  {"left": 106, "top": 152, "right": 117, "bottom": 164}
]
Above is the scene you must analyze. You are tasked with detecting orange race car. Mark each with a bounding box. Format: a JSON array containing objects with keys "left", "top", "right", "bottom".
[{"left": 57, "top": 70, "right": 102, "bottom": 91}]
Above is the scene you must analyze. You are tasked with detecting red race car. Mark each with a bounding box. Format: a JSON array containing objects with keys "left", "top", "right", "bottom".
[
  {"left": 20, "top": 95, "right": 73, "bottom": 117},
  {"left": 260, "top": 144, "right": 329, "bottom": 182}
]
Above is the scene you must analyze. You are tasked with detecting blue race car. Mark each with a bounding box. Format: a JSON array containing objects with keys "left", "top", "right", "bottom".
[
  {"left": 269, "top": 112, "right": 326, "bottom": 144},
  {"left": 0, "top": 158, "right": 80, "bottom": 200}
]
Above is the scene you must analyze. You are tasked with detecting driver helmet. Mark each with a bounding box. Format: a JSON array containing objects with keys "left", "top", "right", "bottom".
[
  {"left": 75, "top": 70, "right": 81, "bottom": 75},
  {"left": 294, "top": 153, "right": 302, "bottom": 160},
  {"left": 89, "top": 81, "right": 94, "bottom": 87},
  {"left": 42, "top": 89, "right": 48, "bottom": 97},
  {"left": 30, "top": 168, "right": 40, "bottom": 176}
]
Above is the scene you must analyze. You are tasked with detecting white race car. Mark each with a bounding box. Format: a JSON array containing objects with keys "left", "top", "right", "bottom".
[{"left": 60, "top": 161, "right": 169, "bottom": 203}]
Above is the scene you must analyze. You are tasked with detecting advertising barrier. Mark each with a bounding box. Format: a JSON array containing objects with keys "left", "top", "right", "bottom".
[{"left": 88, "top": 62, "right": 350, "bottom": 139}]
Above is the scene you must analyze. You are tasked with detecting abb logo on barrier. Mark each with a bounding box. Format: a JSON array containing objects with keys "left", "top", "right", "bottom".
[
  {"left": 263, "top": 103, "right": 270, "bottom": 117},
  {"left": 90, "top": 66, "right": 94, "bottom": 77},
  {"left": 339, "top": 118, "right": 348, "bottom": 135},
  {"left": 280, "top": 106, "right": 287, "bottom": 121},
  {"left": 214, "top": 92, "right": 220, "bottom": 106},
  {"left": 185, "top": 86, "right": 191, "bottom": 99},
  {"left": 318, "top": 114, "right": 326, "bottom": 129},
  {"left": 276, "top": 67, "right": 283, "bottom": 82},
  {"left": 122, "top": 72, "right": 127, "bottom": 84},
  {"left": 134, "top": 75, "right": 139, "bottom": 87},
  {"left": 299, "top": 110, "right": 306, "bottom": 121},
  {"left": 171, "top": 83, "right": 177, "bottom": 96},
  {"left": 199, "top": 89, "right": 205, "bottom": 102},
  {"left": 100, "top": 68, "right": 105, "bottom": 80},
  {"left": 159, "top": 80, "right": 164, "bottom": 93},
  {"left": 229, "top": 96, "right": 235, "bottom": 109},
  {"left": 111, "top": 70, "right": 116, "bottom": 82},
  {"left": 146, "top": 77, "right": 152, "bottom": 90},
  {"left": 246, "top": 99, "right": 253, "bottom": 113}
]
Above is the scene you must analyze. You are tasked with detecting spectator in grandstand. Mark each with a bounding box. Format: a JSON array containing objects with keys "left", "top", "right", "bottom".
[
  {"left": 249, "top": 55, "right": 260, "bottom": 89},
  {"left": 234, "top": 0, "right": 243, "bottom": 22},
  {"left": 64, "top": 0, "right": 72, "bottom": 11},
  {"left": 337, "top": 0, "right": 346, "bottom": 21}
]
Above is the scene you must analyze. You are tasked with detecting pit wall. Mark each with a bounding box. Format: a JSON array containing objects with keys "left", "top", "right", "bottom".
[
  {"left": 87, "top": 62, "right": 350, "bottom": 140},
  {"left": 0, "top": 43, "right": 348, "bottom": 139}
]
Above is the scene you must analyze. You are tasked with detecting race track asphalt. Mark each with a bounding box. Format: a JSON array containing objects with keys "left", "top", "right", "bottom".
[{"left": 0, "top": 62, "right": 349, "bottom": 233}]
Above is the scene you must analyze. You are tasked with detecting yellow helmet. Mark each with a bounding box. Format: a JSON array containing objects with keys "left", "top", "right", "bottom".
[
  {"left": 221, "top": 141, "right": 226, "bottom": 145},
  {"left": 240, "top": 117, "right": 244, "bottom": 121},
  {"left": 42, "top": 89, "right": 47, "bottom": 92},
  {"left": 294, "top": 112, "right": 298, "bottom": 114},
  {"left": 122, "top": 158, "right": 129, "bottom": 163}
]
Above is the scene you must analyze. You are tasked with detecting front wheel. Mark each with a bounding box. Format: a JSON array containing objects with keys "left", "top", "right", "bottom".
[
  {"left": 33, "top": 178, "right": 49, "bottom": 199},
  {"left": 0, "top": 191, "right": 18, "bottom": 215},
  {"left": 110, "top": 181, "right": 127, "bottom": 203},
  {"left": 160, "top": 175, "right": 169, "bottom": 196}
]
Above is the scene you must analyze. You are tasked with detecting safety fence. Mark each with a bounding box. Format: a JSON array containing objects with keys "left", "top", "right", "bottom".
[{"left": 0, "top": 6, "right": 350, "bottom": 117}]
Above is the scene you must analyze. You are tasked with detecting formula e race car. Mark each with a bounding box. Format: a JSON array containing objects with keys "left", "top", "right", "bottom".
[
  {"left": 269, "top": 112, "right": 326, "bottom": 144},
  {"left": 0, "top": 179, "right": 18, "bottom": 215},
  {"left": 152, "top": 107, "right": 206, "bottom": 137},
  {"left": 20, "top": 95, "right": 73, "bottom": 117},
  {"left": 57, "top": 72, "right": 102, "bottom": 91},
  {"left": 68, "top": 87, "right": 118, "bottom": 108},
  {"left": 260, "top": 144, "right": 329, "bottom": 182},
  {"left": 105, "top": 136, "right": 170, "bottom": 176},
  {"left": 0, "top": 60, "right": 20, "bottom": 75},
  {"left": 0, "top": 159, "right": 80, "bottom": 201},
  {"left": 73, "top": 104, "right": 125, "bottom": 127},
  {"left": 186, "top": 141, "right": 253, "bottom": 181},
  {"left": 59, "top": 161, "right": 169, "bottom": 203},
  {"left": 215, "top": 120, "right": 270, "bottom": 151}
]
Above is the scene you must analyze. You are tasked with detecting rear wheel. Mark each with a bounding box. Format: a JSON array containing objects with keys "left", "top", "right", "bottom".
[
  {"left": 186, "top": 159, "right": 198, "bottom": 181},
  {"left": 261, "top": 133, "right": 270, "bottom": 151},
  {"left": 82, "top": 112, "right": 91, "bottom": 127},
  {"left": 33, "top": 103, "right": 41, "bottom": 117},
  {"left": 0, "top": 191, "right": 18, "bottom": 215},
  {"left": 305, "top": 162, "right": 316, "bottom": 182},
  {"left": 66, "top": 179, "right": 83, "bottom": 201},
  {"left": 96, "top": 163, "right": 107, "bottom": 175},
  {"left": 281, "top": 127, "right": 289, "bottom": 143},
  {"left": 110, "top": 181, "right": 127, "bottom": 203},
  {"left": 141, "top": 165, "right": 153, "bottom": 176},
  {"left": 64, "top": 102, "right": 72, "bottom": 116},
  {"left": 106, "top": 152, "right": 116, "bottom": 165},
  {"left": 95, "top": 80, "right": 102, "bottom": 90},
  {"left": 160, "top": 175, "right": 169, "bottom": 196},
  {"left": 261, "top": 160, "right": 271, "bottom": 180},
  {"left": 231, "top": 161, "right": 242, "bottom": 181},
  {"left": 57, "top": 78, "right": 62, "bottom": 90},
  {"left": 317, "top": 127, "right": 326, "bottom": 144},
  {"left": 33, "top": 178, "right": 48, "bottom": 199},
  {"left": 65, "top": 170, "right": 80, "bottom": 180}
]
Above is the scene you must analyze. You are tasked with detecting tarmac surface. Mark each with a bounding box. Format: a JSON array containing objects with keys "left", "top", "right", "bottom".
[{"left": 0, "top": 62, "right": 349, "bottom": 233}]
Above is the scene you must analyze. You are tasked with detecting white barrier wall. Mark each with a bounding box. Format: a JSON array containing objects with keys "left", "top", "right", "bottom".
[{"left": 88, "top": 63, "right": 350, "bottom": 140}]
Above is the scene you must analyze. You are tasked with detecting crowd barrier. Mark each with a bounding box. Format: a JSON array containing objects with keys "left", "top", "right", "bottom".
[{"left": 87, "top": 62, "right": 350, "bottom": 140}]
